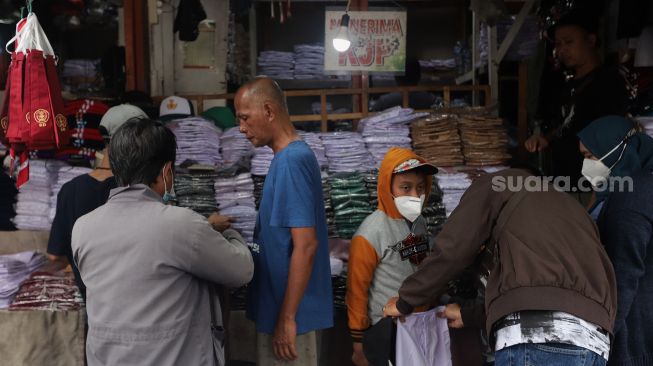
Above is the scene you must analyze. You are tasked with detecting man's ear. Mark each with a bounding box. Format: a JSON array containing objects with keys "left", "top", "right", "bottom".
[{"left": 263, "top": 101, "right": 275, "bottom": 122}]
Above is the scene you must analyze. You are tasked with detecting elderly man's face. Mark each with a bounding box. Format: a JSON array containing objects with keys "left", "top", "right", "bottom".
[{"left": 235, "top": 90, "right": 271, "bottom": 148}]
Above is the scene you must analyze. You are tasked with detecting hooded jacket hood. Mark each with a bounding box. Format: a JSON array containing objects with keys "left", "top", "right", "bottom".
[{"left": 377, "top": 147, "right": 433, "bottom": 220}]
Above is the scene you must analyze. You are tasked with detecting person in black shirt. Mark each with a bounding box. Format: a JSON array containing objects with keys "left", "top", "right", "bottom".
[
  {"left": 525, "top": 11, "right": 629, "bottom": 182},
  {"left": 47, "top": 104, "right": 147, "bottom": 300}
]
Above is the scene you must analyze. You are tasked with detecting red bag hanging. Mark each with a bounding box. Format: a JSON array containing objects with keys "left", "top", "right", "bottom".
[
  {"left": 45, "top": 55, "right": 68, "bottom": 147},
  {"left": 3, "top": 13, "right": 68, "bottom": 187},
  {"left": 28, "top": 49, "right": 56, "bottom": 150}
]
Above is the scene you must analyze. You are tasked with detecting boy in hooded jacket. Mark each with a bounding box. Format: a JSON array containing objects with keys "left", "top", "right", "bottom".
[{"left": 346, "top": 147, "right": 438, "bottom": 366}]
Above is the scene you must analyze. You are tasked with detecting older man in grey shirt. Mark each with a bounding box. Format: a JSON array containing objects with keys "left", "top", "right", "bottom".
[{"left": 72, "top": 118, "right": 253, "bottom": 366}]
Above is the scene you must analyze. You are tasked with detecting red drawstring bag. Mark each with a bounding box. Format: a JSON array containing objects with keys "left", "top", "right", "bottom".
[{"left": 1, "top": 13, "right": 69, "bottom": 187}]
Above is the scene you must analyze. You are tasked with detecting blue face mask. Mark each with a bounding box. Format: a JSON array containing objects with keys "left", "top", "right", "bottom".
[{"left": 162, "top": 166, "right": 176, "bottom": 204}]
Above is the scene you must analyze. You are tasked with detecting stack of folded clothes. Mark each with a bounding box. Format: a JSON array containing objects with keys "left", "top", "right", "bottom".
[
  {"left": 46, "top": 99, "right": 110, "bottom": 165},
  {"left": 167, "top": 117, "right": 223, "bottom": 167},
  {"left": 174, "top": 171, "right": 218, "bottom": 218},
  {"left": 328, "top": 173, "right": 373, "bottom": 239},
  {"left": 411, "top": 114, "right": 464, "bottom": 167},
  {"left": 0, "top": 252, "right": 46, "bottom": 309},
  {"left": 320, "top": 132, "right": 373, "bottom": 173},
  {"left": 220, "top": 127, "right": 255, "bottom": 167},
  {"left": 9, "top": 265, "right": 83, "bottom": 311},
  {"left": 13, "top": 160, "right": 64, "bottom": 231},
  {"left": 359, "top": 107, "right": 427, "bottom": 167},
  {"left": 321, "top": 172, "right": 338, "bottom": 238},
  {"left": 214, "top": 172, "right": 257, "bottom": 243},
  {"left": 251, "top": 146, "right": 274, "bottom": 176},
  {"left": 257, "top": 51, "right": 294, "bottom": 80},
  {"left": 458, "top": 114, "right": 510, "bottom": 166},
  {"left": 422, "top": 178, "right": 447, "bottom": 237}
]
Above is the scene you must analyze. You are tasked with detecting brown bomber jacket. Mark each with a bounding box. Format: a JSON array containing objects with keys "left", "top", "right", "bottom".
[{"left": 396, "top": 169, "right": 617, "bottom": 337}]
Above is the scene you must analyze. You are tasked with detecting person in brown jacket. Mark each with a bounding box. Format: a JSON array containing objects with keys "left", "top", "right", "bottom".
[{"left": 383, "top": 169, "right": 617, "bottom": 366}]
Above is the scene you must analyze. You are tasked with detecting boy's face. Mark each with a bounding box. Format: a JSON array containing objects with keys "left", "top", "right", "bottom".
[{"left": 391, "top": 170, "right": 426, "bottom": 198}]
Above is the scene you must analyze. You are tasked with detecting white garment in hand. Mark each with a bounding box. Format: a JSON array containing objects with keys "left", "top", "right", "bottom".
[{"left": 396, "top": 307, "right": 452, "bottom": 366}]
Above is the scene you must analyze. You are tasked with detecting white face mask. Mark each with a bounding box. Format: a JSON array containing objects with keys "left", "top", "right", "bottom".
[
  {"left": 581, "top": 135, "right": 630, "bottom": 187},
  {"left": 581, "top": 159, "right": 611, "bottom": 187},
  {"left": 394, "top": 194, "right": 425, "bottom": 222}
]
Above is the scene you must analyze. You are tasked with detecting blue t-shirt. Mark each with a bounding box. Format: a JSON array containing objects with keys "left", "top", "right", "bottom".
[{"left": 246, "top": 140, "right": 333, "bottom": 334}]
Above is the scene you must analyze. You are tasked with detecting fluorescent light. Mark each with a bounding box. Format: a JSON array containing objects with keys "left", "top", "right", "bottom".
[{"left": 332, "top": 13, "right": 351, "bottom": 52}]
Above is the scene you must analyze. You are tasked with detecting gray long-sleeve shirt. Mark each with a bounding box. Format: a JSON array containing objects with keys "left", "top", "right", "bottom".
[{"left": 72, "top": 185, "right": 253, "bottom": 366}]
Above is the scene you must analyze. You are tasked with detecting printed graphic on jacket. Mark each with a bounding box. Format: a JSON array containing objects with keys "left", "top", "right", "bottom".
[{"left": 391, "top": 232, "right": 429, "bottom": 265}]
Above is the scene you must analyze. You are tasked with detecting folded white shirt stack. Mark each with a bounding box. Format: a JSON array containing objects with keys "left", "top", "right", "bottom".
[
  {"left": 359, "top": 106, "right": 428, "bottom": 167},
  {"left": 167, "top": 117, "right": 223, "bottom": 167},
  {"left": 13, "top": 160, "right": 63, "bottom": 231},
  {"left": 214, "top": 173, "right": 257, "bottom": 243},
  {"left": 220, "top": 127, "right": 255, "bottom": 167},
  {"left": 0, "top": 251, "right": 46, "bottom": 309}
]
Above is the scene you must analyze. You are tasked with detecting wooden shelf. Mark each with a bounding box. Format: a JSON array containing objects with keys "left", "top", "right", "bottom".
[{"left": 274, "top": 79, "right": 352, "bottom": 90}]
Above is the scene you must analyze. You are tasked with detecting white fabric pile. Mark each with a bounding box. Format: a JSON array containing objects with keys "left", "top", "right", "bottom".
[
  {"left": 0, "top": 252, "right": 46, "bottom": 309},
  {"left": 257, "top": 51, "right": 295, "bottom": 80},
  {"left": 13, "top": 160, "right": 63, "bottom": 230},
  {"left": 320, "top": 132, "right": 373, "bottom": 173},
  {"left": 251, "top": 146, "right": 274, "bottom": 176},
  {"left": 214, "top": 173, "right": 257, "bottom": 243},
  {"left": 435, "top": 171, "right": 473, "bottom": 217},
  {"left": 167, "top": 117, "right": 223, "bottom": 167},
  {"left": 298, "top": 131, "right": 328, "bottom": 169},
  {"left": 220, "top": 127, "right": 255, "bottom": 166},
  {"left": 359, "top": 106, "right": 428, "bottom": 167}
]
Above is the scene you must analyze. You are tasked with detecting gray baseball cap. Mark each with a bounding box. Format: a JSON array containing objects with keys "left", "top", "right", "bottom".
[{"left": 99, "top": 104, "right": 148, "bottom": 138}]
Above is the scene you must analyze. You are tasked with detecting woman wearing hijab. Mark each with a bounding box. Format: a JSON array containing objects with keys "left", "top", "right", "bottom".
[
  {"left": 577, "top": 115, "right": 653, "bottom": 219},
  {"left": 578, "top": 115, "right": 653, "bottom": 366}
]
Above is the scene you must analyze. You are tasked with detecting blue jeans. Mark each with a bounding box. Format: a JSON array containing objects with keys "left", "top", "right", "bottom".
[{"left": 495, "top": 343, "right": 607, "bottom": 366}]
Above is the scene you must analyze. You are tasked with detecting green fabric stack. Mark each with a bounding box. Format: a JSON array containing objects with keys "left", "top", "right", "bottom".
[
  {"left": 362, "top": 170, "right": 379, "bottom": 209},
  {"left": 328, "top": 172, "right": 373, "bottom": 239}
]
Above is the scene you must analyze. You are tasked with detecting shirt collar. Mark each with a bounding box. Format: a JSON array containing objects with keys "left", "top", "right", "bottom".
[{"left": 109, "top": 184, "right": 163, "bottom": 203}]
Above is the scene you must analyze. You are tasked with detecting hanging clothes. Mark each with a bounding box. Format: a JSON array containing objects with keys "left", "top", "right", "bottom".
[{"left": 174, "top": 0, "right": 207, "bottom": 42}]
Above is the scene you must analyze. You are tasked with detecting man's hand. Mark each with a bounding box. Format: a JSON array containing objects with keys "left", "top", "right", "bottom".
[
  {"left": 437, "top": 303, "right": 464, "bottom": 329},
  {"left": 383, "top": 297, "right": 402, "bottom": 318},
  {"left": 352, "top": 342, "right": 369, "bottom": 366},
  {"left": 272, "top": 317, "right": 298, "bottom": 361},
  {"left": 525, "top": 135, "right": 549, "bottom": 152},
  {"left": 208, "top": 213, "right": 232, "bottom": 232}
]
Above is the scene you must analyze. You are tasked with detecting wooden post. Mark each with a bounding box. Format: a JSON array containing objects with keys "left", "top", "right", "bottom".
[
  {"left": 320, "top": 93, "right": 328, "bottom": 132},
  {"left": 198, "top": 96, "right": 204, "bottom": 115},
  {"left": 517, "top": 61, "right": 528, "bottom": 161},
  {"left": 351, "top": 0, "right": 368, "bottom": 132},
  {"left": 124, "top": 0, "right": 149, "bottom": 92}
]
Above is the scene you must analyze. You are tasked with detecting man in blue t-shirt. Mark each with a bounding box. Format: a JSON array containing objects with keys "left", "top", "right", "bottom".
[{"left": 236, "top": 77, "right": 333, "bottom": 365}]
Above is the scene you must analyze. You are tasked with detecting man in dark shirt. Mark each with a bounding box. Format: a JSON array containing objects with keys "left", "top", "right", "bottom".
[
  {"left": 47, "top": 104, "right": 147, "bottom": 300},
  {"left": 525, "top": 11, "right": 629, "bottom": 181}
]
